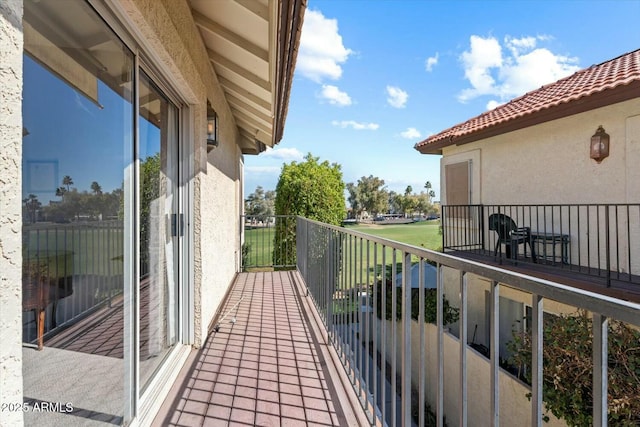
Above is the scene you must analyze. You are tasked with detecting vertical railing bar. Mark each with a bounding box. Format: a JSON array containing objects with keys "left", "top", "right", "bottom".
[
  {"left": 344, "top": 232, "right": 358, "bottom": 381},
  {"left": 627, "top": 205, "right": 632, "bottom": 283},
  {"left": 401, "top": 251, "right": 412, "bottom": 427},
  {"left": 358, "top": 239, "right": 364, "bottom": 402},
  {"left": 577, "top": 206, "right": 581, "bottom": 274},
  {"left": 459, "top": 270, "right": 468, "bottom": 427},
  {"left": 615, "top": 205, "right": 620, "bottom": 280},
  {"left": 605, "top": 206, "right": 611, "bottom": 286},
  {"left": 381, "top": 244, "right": 387, "bottom": 427},
  {"left": 531, "top": 293, "right": 543, "bottom": 427},
  {"left": 436, "top": 263, "right": 444, "bottom": 427},
  {"left": 372, "top": 241, "right": 378, "bottom": 425},
  {"left": 365, "top": 238, "right": 371, "bottom": 405},
  {"left": 391, "top": 249, "right": 398, "bottom": 426},
  {"left": 592, "top": 313, "right": 608, "bottom": 427},
  {"left": 419, "top": 258, "right": 425, "bottom": 427},
  {"left": 587, "top": 206, "right": 592, "bottom": 274},
  {"left": 490, "top": 280, "right": 500, "bottom": 427},
  {"left": 326, "top": 228, "right": 333, "bottom": 346}
]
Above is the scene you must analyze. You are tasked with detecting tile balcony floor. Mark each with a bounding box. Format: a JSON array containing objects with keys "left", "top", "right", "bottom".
[{"left": 155, "top": 271, "right": 362, "bottom": 427}]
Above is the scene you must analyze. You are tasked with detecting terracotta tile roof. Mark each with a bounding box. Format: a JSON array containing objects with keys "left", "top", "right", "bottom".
[{"left": 415, "top": 49, "right": 640, "bottom": 153}]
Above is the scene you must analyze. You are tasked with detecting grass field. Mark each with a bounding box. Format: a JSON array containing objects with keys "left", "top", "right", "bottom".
[
  {"left": 343, "top": 220, "right": 442, "bottom": 251},
  {"left": 242, "top": 220, "right": 442, "bottom": 271}
]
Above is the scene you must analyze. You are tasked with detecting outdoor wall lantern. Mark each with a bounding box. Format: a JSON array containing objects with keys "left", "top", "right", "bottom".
[
  {"left": 590, "top": 125, "right": 609, "bottom": 163},
  {"left": 207, "top": 111, "right": 219, "bottom": 152}
]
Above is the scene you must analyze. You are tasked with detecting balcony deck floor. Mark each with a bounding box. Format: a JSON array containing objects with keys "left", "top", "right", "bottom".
[
  {"left": 448, "top": 249, "right": 640, "bottom": 303},
  {"left": 155, "top": 271, "right": 357, "bottom": 426}
]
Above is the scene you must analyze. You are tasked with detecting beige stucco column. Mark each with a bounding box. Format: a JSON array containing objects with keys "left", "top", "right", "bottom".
[{"left": 0, "top": 1, "right": 24, "bottom": 426}]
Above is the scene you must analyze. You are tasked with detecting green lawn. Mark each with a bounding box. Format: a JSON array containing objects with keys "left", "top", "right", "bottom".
[
  {"left": 343, "top": 220, "right": 442, "bottom": 251},
  {"left": 243, "top": 226, "right": 276, "bottom": 269},
  {"left": 243, "top": 220, "right": 442, "bottom": 272}
]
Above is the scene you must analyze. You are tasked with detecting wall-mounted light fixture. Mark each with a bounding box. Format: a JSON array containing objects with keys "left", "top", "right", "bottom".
[
  {"left": 207, "top": 103, "right": 219, "bottom": 152},
  {"left": 590, "top": 125, "right": 609, "bottom": 163}
]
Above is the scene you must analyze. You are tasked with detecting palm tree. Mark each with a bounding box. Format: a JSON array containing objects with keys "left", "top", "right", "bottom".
[
  {"left": 90, "top": 181, "right": 102, "bottom": 195},
  {"left": 424, "top": 181, "right": 432, "bottom": 203},
  {"left": 62, "top": 175, "right": 74, "bottom": 192},
  {"left": 55, "top": 186, "right": 66, "bottom": 200},
  {"left": 23, "top": 194, "right": 41, "bottom": 223}
]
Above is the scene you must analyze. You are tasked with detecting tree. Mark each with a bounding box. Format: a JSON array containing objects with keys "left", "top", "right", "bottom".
[
  {"left": 424, "top": 181, "right": 433, "bottom": 203},
  {"left": 23, "top": 194, "right": 41, "bottom": 223},
  {"left": 62, "top": 175, "right": 74, "bottom": 192},
  {"left": 245, "top": 186, "right": 275, "bottom": 218},
  {"left": 273, "top": 153, "right": 346, "bottom": 266},
  {"left": 346, "top": 182, "right": 362, "bottom": 219},
  {"left": 90, "top": 181, "right": 102, "bottom": 195},
  {"left": 55, "top": 186, "right": 67, "bottom": 201},
  {"left": 508, "top": 311, "right": 640, "bottom": 426},
  {"left": 347, "top": 176, "right": 387, "bottom": 219}
]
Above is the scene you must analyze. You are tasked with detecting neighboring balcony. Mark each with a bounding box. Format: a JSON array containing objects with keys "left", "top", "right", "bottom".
[{"left": 441, "top": 204, "right": 640, "bottom": 301}]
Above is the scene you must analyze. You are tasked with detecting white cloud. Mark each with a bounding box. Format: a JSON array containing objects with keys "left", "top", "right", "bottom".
[
  {"left": 386, "top": 86, "right": 408, "bottom": 108},
  {"left": 425, "top": 53, "right": 439, "bottom": 72},
  {"left": 297, "top": 9, "right": 353, "bottom": 83},
  {"left": 400, "top": 127, "right": 422, "bottom": 139},
  {"left": 331, "top": 120, "right": 379, "bottom": 130},
  {"left": 262, "top": 147, "right": 304, "bottom": 161},
  {"left": 485, "top": 100, "right": 504, "bottom": 110},
  {"left": 458, "top": 34, "right": 580, "bottom": 106},
  {"left": 245, "top": 166, "right": 281, "bottom": 175},
  {"left": 320, "top": 85, "right": 352, "bottom": 106}
]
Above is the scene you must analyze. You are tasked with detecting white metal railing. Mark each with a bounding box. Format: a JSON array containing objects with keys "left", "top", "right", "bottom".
[{"left": 296, "top": 216, "right": 640, "bottom": 427}]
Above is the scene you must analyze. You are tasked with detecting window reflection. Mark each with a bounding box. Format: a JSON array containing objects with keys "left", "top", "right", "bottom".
[
  {"left": 22, "top": 0, "right": 133, "bottom": 424},
  {"left": 138, "top": 71, "right": 179, "bottom": 391}
]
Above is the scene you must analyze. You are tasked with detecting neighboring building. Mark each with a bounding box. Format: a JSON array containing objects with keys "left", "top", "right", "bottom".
[
  {"left": 0, "top": 1, "right": 304, "bottom": 426},
  {"left": 415, "top": 48, "right": 640, "bottom": 375}
]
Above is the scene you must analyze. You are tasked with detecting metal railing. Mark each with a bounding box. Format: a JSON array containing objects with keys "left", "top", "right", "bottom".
[
  {"left": 442, "top": 204, "right": 640, "bottom": 286},
  {"left": 22, "top": 221, "right": 124, "bottom": 344},
  {"left": 295, "top": 216, "right": 640, "bottom": 426},
  {"left": 240, "top": 215, "right": 296, "bottom": 270}
]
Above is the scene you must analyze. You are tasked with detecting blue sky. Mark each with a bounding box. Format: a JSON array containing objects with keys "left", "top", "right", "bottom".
[{"left": 244, "top": 0, "right": 640, "bottom": 200}]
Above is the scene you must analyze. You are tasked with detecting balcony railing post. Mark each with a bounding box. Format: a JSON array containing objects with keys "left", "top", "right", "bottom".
[
  {"left": 490, "top": 280, "right": 500, "bottom": 427},
  {"left": 460, "top": 271, "right": 468, "bottom": 427},
  {"left": 531, "top": 294, "right": 543, "bottom": 427},
  {"left": 437, "top": 263, "right": 444, "bottom": 427},
  {"left": 605, "top": 205, "right": 611, "bottom": 287},
  {"left": 326, "top": 229, "right": 334, "bottom": 346},
  {"left": 592, "top": 313, "right": 608, "bottom": 427},
  {"left": 401, "top": 251, "right": 412, "bottom": 427}
]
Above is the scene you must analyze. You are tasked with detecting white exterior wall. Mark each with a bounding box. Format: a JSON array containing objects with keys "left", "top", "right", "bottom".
[
  {"left": 372, "top": 318, "right": 566, "bottom": 427},
  {"left": 118, "top": 0, "right": 244, "bottom": 347},
  {"left": 0, "top": 1, "right": 24, "bottom": 426},
  {"left": 441, "top": 98, "right": 640, "bottom": 205}
]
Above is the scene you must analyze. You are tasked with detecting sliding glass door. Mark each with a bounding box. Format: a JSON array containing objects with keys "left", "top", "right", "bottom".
[
  {"left": 138, "top": 70, "right": 180, "bottom": 391},
  {"left": 22, "top": 0, "right": 185, "bottom": 424}
]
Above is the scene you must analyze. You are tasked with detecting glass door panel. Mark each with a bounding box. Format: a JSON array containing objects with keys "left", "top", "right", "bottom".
[
  {"left": 138, "top": 71, "right": 180, "bottom": 390},
  {"left": 22, "top": 0, "right": 134, "bottom": 424}
]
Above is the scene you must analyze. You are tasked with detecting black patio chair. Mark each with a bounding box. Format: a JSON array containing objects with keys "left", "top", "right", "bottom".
[{"left": 488, "top": 213, "right": 537, "bottom": 263}]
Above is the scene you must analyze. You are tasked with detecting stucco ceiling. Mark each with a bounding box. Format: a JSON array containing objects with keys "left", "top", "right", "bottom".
[{"left": 190, "top": 0, "right": 304, "bottom": 154}]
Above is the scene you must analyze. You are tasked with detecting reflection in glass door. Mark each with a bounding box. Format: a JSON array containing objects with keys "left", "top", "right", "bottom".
[{"left": 138, "top": 71, "right": 180, "bottom": 390}]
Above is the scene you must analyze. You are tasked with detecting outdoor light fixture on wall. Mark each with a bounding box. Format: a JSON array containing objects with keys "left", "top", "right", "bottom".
[
  {"left": 207, "top": 109, "right": 219, "bottom": 152},
  {"left": 590, "top": 125, "right": 609, "bottom": 163}
]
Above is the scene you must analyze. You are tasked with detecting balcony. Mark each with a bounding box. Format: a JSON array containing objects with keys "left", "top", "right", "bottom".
[
  {"left": 156, "top": 215, "right": 640, "bottom": 426},
  {"left": 441, "top": 204, "right": 640, "bottom": 302}
]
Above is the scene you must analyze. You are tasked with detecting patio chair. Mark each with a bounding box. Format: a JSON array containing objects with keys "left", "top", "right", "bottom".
[{"left": 488, "top": 213, "right": 537, "bottom": 263}]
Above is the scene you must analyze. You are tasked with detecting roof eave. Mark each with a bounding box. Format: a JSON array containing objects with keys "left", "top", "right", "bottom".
[{"left": 415, "top": 80, "right": 640, "bottom": 154}]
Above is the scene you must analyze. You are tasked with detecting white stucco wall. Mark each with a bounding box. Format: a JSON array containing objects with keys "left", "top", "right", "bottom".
[
  {"left": 118, "top": 0, "right": 244, "bottom": 347},
  {"left": 442, "top": 98, "right": 640, "bottom": 205},
  {"left": 371, "top": 318, "right": 566, "bottom": 427},
  {"left": 0, "top": 1, "right": 24, "bottom": 426},
  {"left": 441, "top": 99, "right": 640, "bottom": 275}
]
